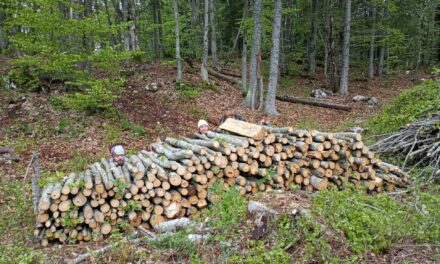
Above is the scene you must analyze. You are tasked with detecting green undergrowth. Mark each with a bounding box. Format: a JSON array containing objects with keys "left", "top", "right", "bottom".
[
  {"left": 200, "top": 183, "right": 248, "bottom": 239},
  {"left": 366, "top": 79, "right": 440, "bottom": 135},
  {"left": 313, "top": 187, "right": 440, "bottom": 254},
  {"left": 0, "top": 178, "right": 44, "bottom": 263}
]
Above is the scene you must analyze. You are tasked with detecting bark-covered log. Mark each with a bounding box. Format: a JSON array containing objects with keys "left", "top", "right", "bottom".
[{"left": 276, "top": 95, "right": 351, "bottom": 111}]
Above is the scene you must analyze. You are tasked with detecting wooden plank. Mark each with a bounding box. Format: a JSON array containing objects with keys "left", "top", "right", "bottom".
[{"left": 219, "top": 118, "right": 266, "bottom": 141}]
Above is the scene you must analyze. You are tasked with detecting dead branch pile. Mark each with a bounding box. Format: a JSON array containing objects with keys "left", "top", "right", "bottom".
[
  {"left": 370, "top": 112, "right": 440, "bottom": 181},
  {"left": 34, "top": 121, "right": 409, "bottom": 245}
]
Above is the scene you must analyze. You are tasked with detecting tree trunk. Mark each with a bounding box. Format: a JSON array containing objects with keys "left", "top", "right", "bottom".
[
  {"left": 368, "top": 7, "right": 376, "bottom": 79},
  {"left": 173, "top": 0, "right": 182, "bottom": 82},
  {"left": 378, "top": 45, "right": 385, "bottom": 77},
  {"left": 190, "top": 0, "right": 198, "bottom": 58},
  {"left": 265, "top": 0, "right": 282, "bottom": 116},
  {"left": 0, "top": 9, "right": 9, "bottom": 52},
  {"left": 308, "top": 0, "right": 318, "bottom": 76},
  {"left": 339, "top": 0, "right": 351, "bottom": 96},
  {"left": 324, "top": 0, "right": 338, "bottom": 92},
  {"left": 241, "top": 0, "right": 248, "bottom": 96},
  {"left": 201, "top": 0, "right": 209, "bottom": 82},
  {"left": 245, "top": 0, "right": 263, "bottom": 110},
  {"left": 210, "top": 0, "right": 219, "bottom": 70},
  {"left": 127, "top": 0, "right": 138, "bottom": 51}
]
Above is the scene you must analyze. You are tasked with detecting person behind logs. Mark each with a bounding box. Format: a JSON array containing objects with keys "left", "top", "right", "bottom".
[
  {"left": 219, "top": 110, "right": 246, "bottom": 125},
  {"left": 109, "top": 144, "right": 127, "bottom": 166},
  {"left": 197, "top": 120, "right": 210, "bottom": 135}
]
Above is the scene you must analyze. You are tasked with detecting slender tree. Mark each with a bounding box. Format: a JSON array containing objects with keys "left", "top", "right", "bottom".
[
  {"left": 173, "top": 0, "right": 182, "bottom": 82},
  {"left": 308, "top": 0, "right": 318, "bottom": 76},
  {"left": 210, "top": 0, "right": 219, "bottom": 70},
  {"left": 201, "top": 0, "right": 209, "bottom": 82},
  {"left": 324, "top": 0, "right": 338, "bottom": 92},
  {"left": 245, "top": 0, "right": 263, "bottom": 109},
  {"left": 265, "top": 0, "right": 282, "bottom": 116},
  {"left": 339, "top": 0, "right": 351, "bottom": 95},
  {"left": 241, "top": 0, "right": 248, "bottom": 96},
  {"left": 190, "top": 0, "right": 198, "bottom": 58},
  {"left": 368, "top": 6, "right": 376, "bottom": 79}
]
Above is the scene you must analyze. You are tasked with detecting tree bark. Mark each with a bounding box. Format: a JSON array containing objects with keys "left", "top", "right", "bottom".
[
  {"left": 173, "top": 0, "right": 182, "bottom": 82},
  {"left": 324, "top": 0, "right": 338, "bottom": 92},
  {"left": 276, "top": 95, "right": 351, "bottom": 111},
  {"left": 378, "top": 45, "right": 385, "bottom": 77},
  {"left": 245, "top": 0, "right": 263, "bottom": 110},
  {"left": 190, "top": 0, "right": 198, "bottom": 58},
  {"left": 241, "top": 0, "right": 248, "bottom": 95},
  {"left": 210, "top": 0, "right": 219, "bottom": 70},
  {"left": 368, "top": 7, "right": 376, "bottom": 79},
  {"left": 339, "top": 0, "right": 351, "bottom": 95},
  {"left": 265, "top": 0, "right": 282, "bottom": 116},
  {"left": 308, "top": 0, "right": 318, "bottom": 76},
  {"left": 201, "top": 0, "right": 209, "bottom": 82}
]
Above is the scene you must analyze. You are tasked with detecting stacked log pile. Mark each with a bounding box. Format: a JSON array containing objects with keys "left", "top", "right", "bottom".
[{"left": 35, "top": 121, "right": 409, "bottom": 245}]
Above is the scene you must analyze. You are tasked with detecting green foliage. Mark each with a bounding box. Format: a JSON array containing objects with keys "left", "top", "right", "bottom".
[
  {"left": 150, "top": 231, "right": 198, "bottom": 260},
  {"left": 178, "top": 83, "right": 201, "bottom": 98},
  {"left": 204, "top": 183, "right": 248, "bottom": 238},
  {"left": 103, "top": 123, "right": 123, "bottom": 144},
  {"left": 0, "top": 179, "right": 43, "bottom": 263},
  {"left": 312, "top": 188, "right": 440, "bottom": 254},
  {"left": 121, "top": 120, "right": 146, "bottom": 137},
  {"left": 38, "top": 171, "right": 66, "bottom": 186},
  {"left": 366, "top": 80, "right": 440, "bottom": 135},
  {"left": 199, "top": 81, "right": 218, "bottom": 92},
  {"left": 228, "top": 240, "right": 290, "bottom": 264},
  {"left": 63, "top": 78, "right": 124, "bottom": 114},
  {"left": 4, "top": 0, "right": 132, "bottom": 114},
  {"left": 113, "top": 179, "right": 129, "bottom": 199},
  {"left": 294, "top": 215, "right": 337, "bottom": 262},
  {"left": 126, "top": 200, "right": 143, "bottom": 212}
]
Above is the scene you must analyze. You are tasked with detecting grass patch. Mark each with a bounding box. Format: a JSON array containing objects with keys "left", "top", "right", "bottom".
[
  {"left": 121, "top": 119, "right": 146, "bottom": 138},
  {"left": 366, "top": 79, "right": 440, "bottom": 135},
  {"left": 293, "top": 116, "right": 321, "bottom": 130},
  {"left": 150, "top": 231, "right": 199, "bottom": 261},
  {"left": 0, "top": 178, "right": 44, "bottom": 263},
  {"left": 177, "top": 83, "right": 201, "bottom": 98},
  {"left": 190, "top": 106, "right": 209, "bottom": 120}
]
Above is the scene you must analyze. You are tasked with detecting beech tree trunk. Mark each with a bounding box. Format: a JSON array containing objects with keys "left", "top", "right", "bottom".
[
  {"left": 265, "top": 0, "right": 282, "bottom": 116},
  {"left": 368, "top": 7, "right": 376, "bottom": 80},
  {"left": 173, "top": 0, "right": 182, "bottom": 82},
  {"left": 210, "top": 0, "right": 219, "bottom": 70},
  {"left": 201, "top": 0, "right": 209, "bottom": 82},
  {"left": 241, "top": 0, "right": 248, "bottom": 95},
  {"left": 245, "top": 0, "right": 263, "bottom": 110},
  {"left": 308, "top": 0, "right": 318, "bottom": 76},
  {"left": 190, "top": 0, "right": 198, "bottom": 58},
  {"left": 324, "top": 0, "right": 338, "bottom": 92},
  {"left": 339, "top": 0, "right": 351, "bottom": 95},
  {"left": 378, "top": 45, "right": 385, "bottom": 78}
]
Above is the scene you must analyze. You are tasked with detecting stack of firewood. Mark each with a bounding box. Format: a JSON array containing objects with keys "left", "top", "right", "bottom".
[{"left": 34, "top": 120, "right": 409, "bottom": 245}]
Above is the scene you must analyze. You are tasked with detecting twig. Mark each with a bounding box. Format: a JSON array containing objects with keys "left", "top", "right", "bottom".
[
  {"left": 402, "top": 128, "right": 420, "bottom": 170},
  {"left": 23, "top": 155, "right": 35, "bottom": 185}
]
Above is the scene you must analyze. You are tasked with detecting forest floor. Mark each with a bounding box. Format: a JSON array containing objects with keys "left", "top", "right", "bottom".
[{"left": 0, "top": 59, "right": 438, "bottom": 263}]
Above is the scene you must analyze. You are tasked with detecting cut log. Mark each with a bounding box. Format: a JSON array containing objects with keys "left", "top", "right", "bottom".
[
  {"left": 219, "top": 119, "right": 266, "bottom": 141},
  {"left": 276, "top": 95, "right": 351, "bottom": 111}
]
